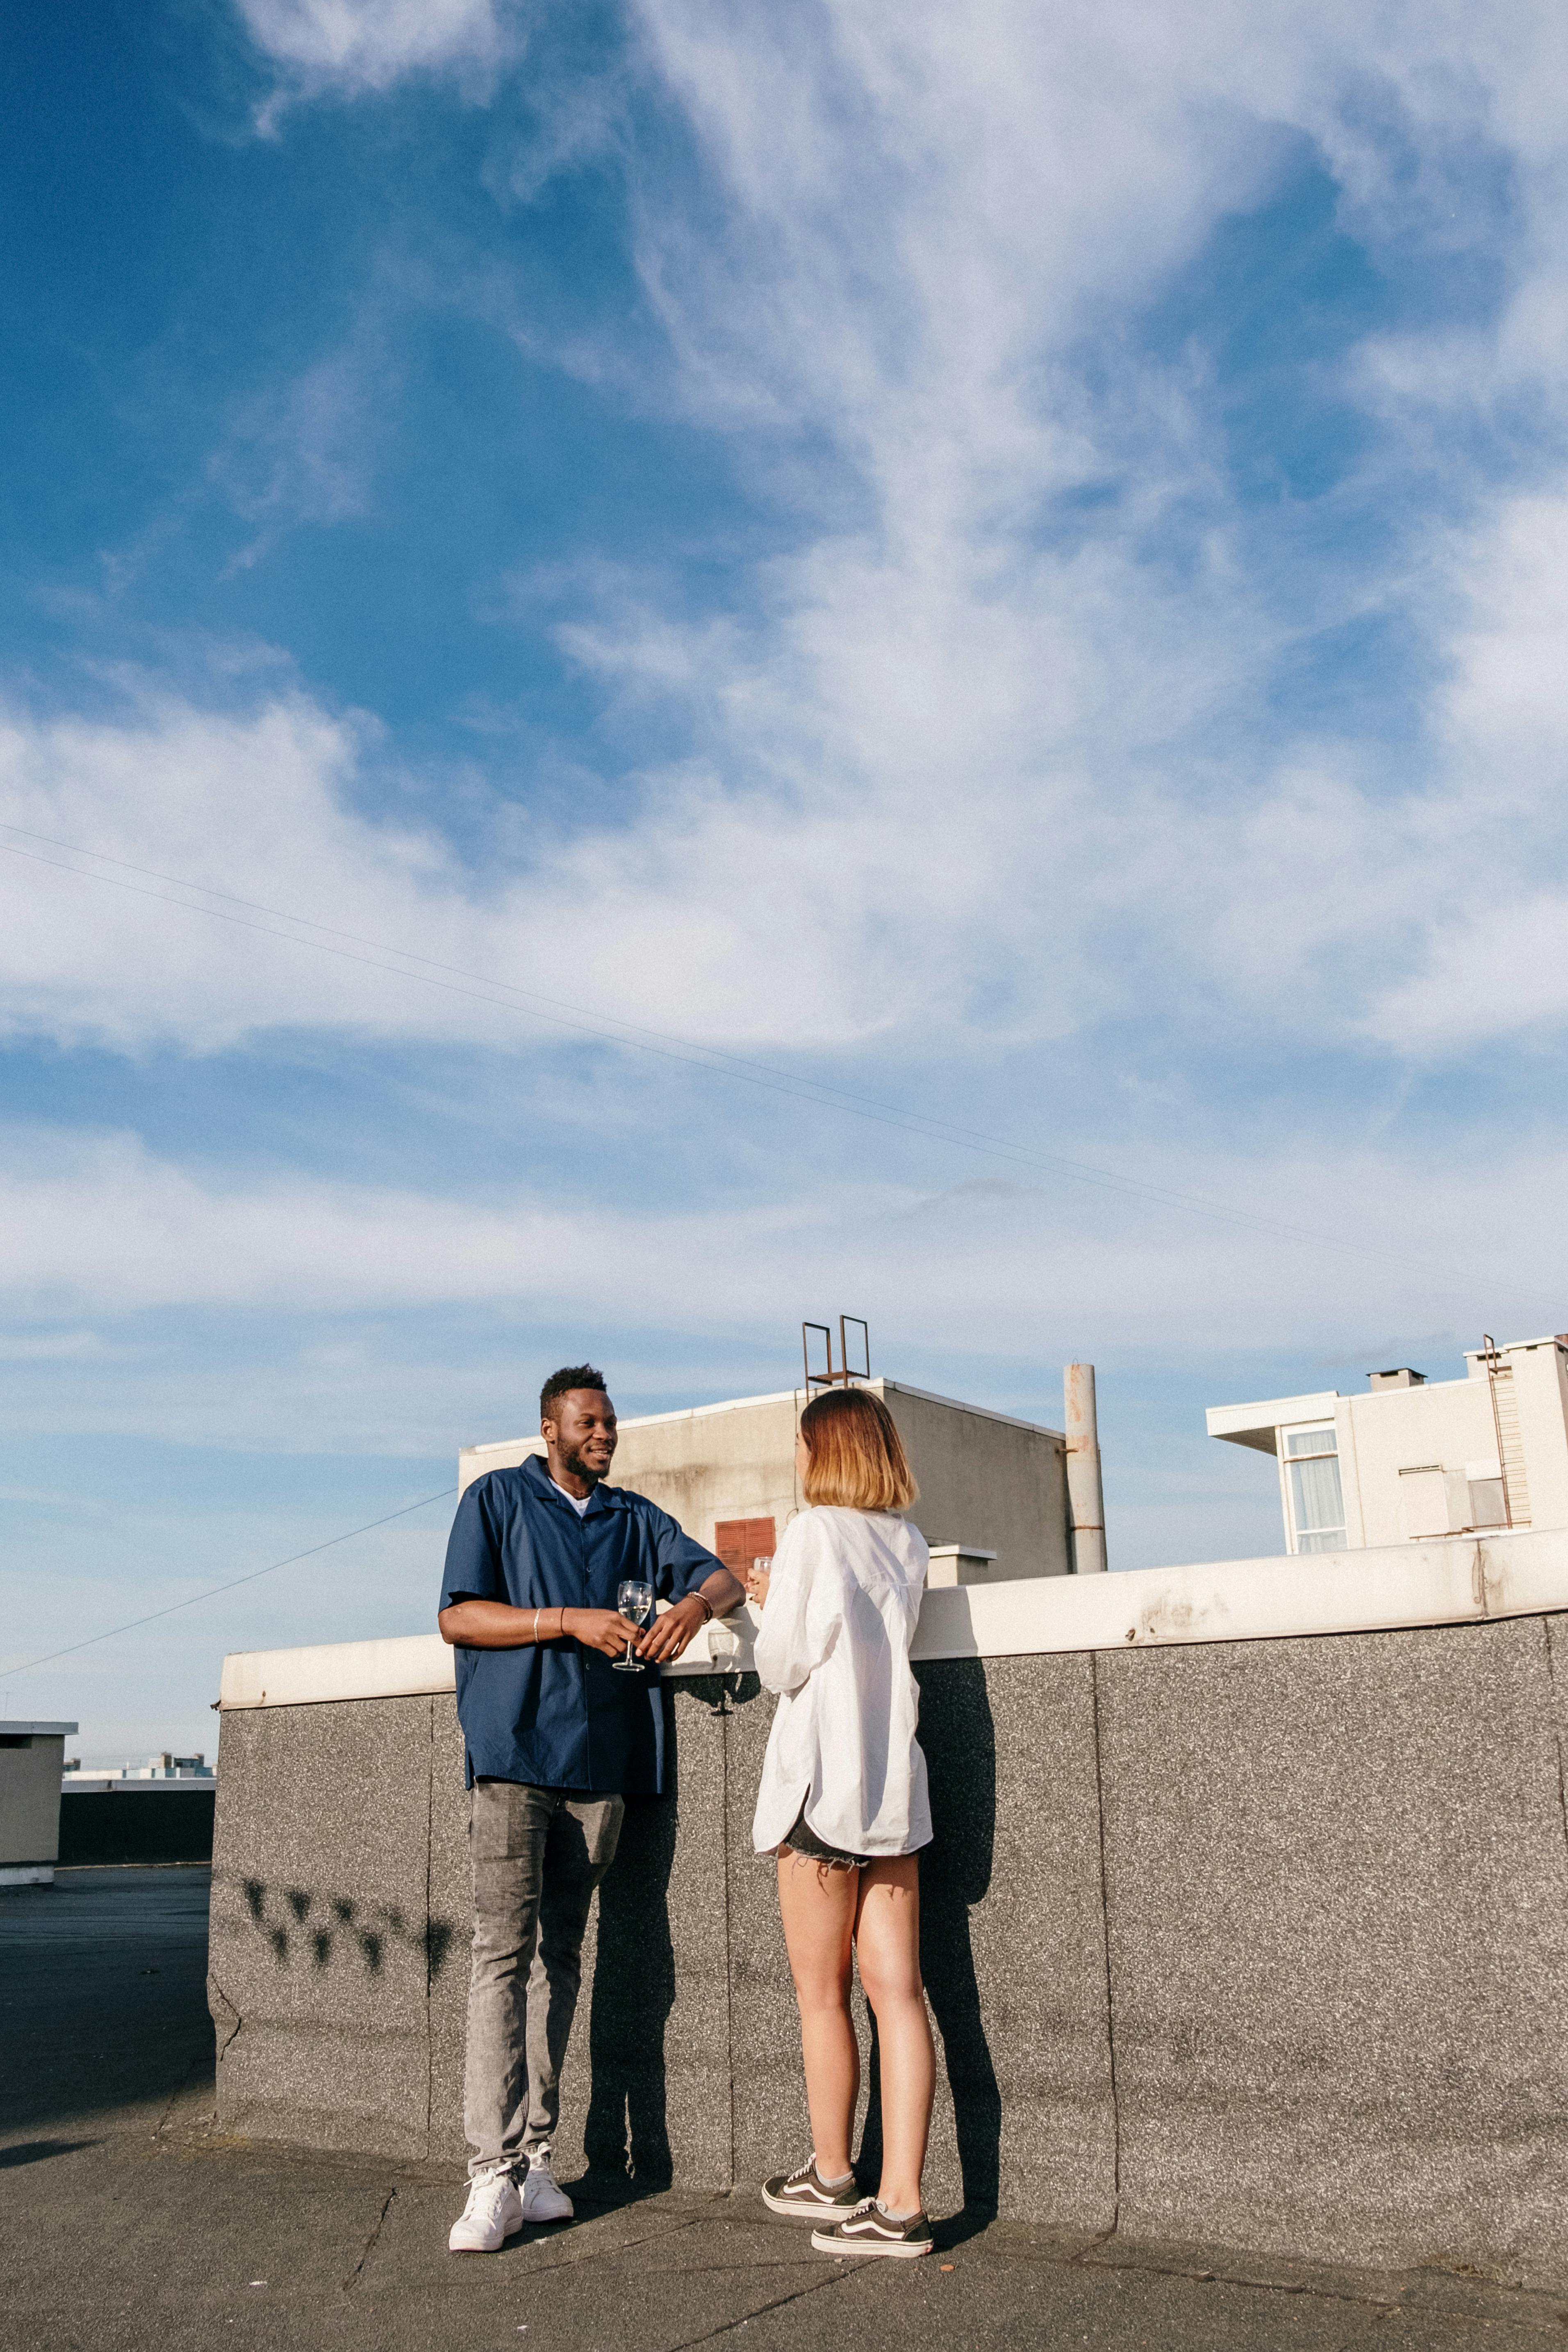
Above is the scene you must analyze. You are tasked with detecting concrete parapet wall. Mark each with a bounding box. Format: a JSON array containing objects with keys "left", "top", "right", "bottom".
[{"left": 210, "top": 1595, "right": 1568, "bottom": 2289}]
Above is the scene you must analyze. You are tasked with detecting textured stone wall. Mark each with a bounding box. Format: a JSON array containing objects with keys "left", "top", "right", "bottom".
[{"left": 210, "top": 1614, "right": 1568, "bottom": 2288}]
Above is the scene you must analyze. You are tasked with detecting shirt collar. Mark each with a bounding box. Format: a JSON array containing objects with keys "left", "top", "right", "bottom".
[{"left": 523, "top": 1452, "right": 626, "bottom": 1514}]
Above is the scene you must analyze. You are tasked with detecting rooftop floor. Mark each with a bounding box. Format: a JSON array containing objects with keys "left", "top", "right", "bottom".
[{"left": 3, "top": 1866, "right": 1565, "bottom": 2351}]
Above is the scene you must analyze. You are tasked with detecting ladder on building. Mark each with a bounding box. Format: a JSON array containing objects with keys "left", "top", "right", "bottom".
[{"left": 1482, "top": 1336, "right": 1532, "bottom": 1528}]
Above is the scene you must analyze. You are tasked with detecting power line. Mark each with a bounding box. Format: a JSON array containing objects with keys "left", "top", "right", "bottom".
[
  {"left": 0, "top": 821, "right": 1502, "bottom": 1285},
  {"left": 0, "top": 1485, "right": 457, "bottom": 1679}
]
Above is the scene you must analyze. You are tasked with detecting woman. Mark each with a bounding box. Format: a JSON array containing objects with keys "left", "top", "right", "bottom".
[{"left": 747, "top": 1385, "right": 935, "bottom": 2259}]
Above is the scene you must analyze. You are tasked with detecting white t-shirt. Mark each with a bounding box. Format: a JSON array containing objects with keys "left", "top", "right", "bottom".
[
  {"left": 751, "top": 1505, "right": 931, "bottom": 1859},
  {"left": 550, "top": 1477, "right": 594, "bottom": 1517}
]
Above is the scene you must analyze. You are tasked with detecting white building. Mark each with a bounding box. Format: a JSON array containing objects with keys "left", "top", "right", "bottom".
[{"left": 1207, "top": 1335, "right": 1568, "bottom": 1556}]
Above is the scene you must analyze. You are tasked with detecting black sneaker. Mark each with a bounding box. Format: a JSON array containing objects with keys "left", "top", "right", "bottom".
[
  {"left": 811, "top": 2199, "right": 934, "bottom": 2258},
  {"left": 761, "top": 2157, "right": 862, "bottom": 2222}
]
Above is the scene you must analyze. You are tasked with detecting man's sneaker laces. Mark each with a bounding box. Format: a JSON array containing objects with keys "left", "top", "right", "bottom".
[{"left": 448, "top": 2166, "right": 523, "bottom": 2252}]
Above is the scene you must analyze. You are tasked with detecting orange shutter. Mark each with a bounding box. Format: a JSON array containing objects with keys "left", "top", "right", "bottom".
[{"left": 713, "top": 1516, "right": 776, "bottom": 1578}]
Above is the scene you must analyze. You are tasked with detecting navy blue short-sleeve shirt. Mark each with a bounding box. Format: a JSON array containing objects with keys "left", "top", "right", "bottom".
[{"left": 438, "top": 1453, "right": 724, "bottom": 1795}]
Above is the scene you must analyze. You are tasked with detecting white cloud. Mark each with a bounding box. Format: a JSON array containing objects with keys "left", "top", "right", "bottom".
[
  {"left": 14, "top": 6, "right": 1568, "bottom": 1075},
  {"left": 0, "top": 677, "right": 1004, "bottom": 1056},
  {"left": 210, "top": 338, "right": 388, "bottom": 556},
  {"left": 236, "top": 0, "right": 515, "bottom": 96},
  {"left": 598, "top": 2, "right": 1568, "bottom": 1059},
  {"left": 1362, "top": 490, "right": 1568, "bottom": 1050},
  {"left": 0, "top": 1122, "right": 1555, "bottom": 1346}
]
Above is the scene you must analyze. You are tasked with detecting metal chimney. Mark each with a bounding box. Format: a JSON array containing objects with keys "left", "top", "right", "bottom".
[{"left": 1064, "top": 1363, "right": 1107, "bottom": 1575}]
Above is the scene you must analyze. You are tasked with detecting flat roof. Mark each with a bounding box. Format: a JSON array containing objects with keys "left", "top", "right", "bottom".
[
  {"left": 0, "top": 1722, "right": 78, "bottom": 1737},
  {"left": 1463, "top": 1336, "right": 1567, "bottom": 1358},
  {"left": 1207, "top": 1348, "right": 1556, "bottom": 1451},
  {"left": 1206, "top": 1394, "right": 1340, "bottom": 1454},
  {"left": 463, "top": 1377, "right": 1062, "bottom": 1461}
]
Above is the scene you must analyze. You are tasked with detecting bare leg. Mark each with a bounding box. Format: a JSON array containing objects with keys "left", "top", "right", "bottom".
[
  {"left": 854, "top": 1857, "right": 933, "bottom": 2215},
  {"left": 775, "top": 1849, "right": 862, "bottom": 2180}
]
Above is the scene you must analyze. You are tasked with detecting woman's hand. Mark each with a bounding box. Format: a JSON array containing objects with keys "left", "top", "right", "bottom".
[{"left": 744, "top": 1560, "right": 771, "bottom": 1607}]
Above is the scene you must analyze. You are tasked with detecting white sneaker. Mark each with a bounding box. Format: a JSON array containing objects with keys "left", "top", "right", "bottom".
[
  {"left": 521, "top": 2152, "right": 573, "bottom": 2223},
  {"left": 448, "top": 2167, "right": 523, "bottom": 2253}
]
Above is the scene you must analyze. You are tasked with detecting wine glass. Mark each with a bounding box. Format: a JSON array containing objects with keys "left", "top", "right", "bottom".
[
  {"left": 746, "top": 1554, "right": 773, "bottom": 1604},
  {"left": 613, "top": 1580, "right": 655, "bottom": 1672}
]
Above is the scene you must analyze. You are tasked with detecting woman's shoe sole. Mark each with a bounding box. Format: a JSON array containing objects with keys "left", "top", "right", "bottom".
[
  {"left": 762, "top": 2187, "right": 860, "bottom": 2220},
  {"left": 810, "top": 2228, "right": 933, "bottom": 2257}
]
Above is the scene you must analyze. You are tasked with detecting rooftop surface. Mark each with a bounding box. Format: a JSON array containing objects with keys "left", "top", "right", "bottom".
[{"left": 3, "top": 1866, "right": 1564, "bottom": 2351}]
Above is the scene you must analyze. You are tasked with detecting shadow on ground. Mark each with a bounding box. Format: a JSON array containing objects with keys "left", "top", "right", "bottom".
[
  {"left": 0, "top": 1866, "right": 215, "bottom": 2139},
  {"left": 7, "top": 1867, "right": 1568, "bottom": 2352}
]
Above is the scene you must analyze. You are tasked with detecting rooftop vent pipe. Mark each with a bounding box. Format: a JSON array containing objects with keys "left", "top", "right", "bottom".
[{"left": 1065, "top": 1362, "right": 1107, "bottom": 1575}]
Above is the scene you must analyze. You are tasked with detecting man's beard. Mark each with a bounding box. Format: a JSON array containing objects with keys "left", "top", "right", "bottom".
[{"left": 560, "top": 1445, "right": 608, "bottom": 1487}]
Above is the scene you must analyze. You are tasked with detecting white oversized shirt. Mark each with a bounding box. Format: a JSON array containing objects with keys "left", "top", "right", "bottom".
[{"left": 750, "top": 1505, "right": 932, "bottom": 1859}]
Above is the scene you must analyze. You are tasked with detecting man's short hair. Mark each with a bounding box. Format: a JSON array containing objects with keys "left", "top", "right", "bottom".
[{"left": 540, "top": 1364, "right": 610, "bottom": 1424}]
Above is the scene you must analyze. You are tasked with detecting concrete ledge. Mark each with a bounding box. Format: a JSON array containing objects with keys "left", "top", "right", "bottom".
[
  {"left": 218, "top": 1527, "right": 1568, "bottom": 1709},
  {"left": 220, "top": 1632, "right": 455, "bottom": 1710}
]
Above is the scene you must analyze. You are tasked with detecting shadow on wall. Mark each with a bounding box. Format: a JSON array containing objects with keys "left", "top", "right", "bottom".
[
  {"left": 913, "top": 1658, "right": 1001, "bottom": 2220},
  {"left": 580, "top": 1692, "right": 681, "bottom": 2193},
  {"left": 228, "top": 1877, "right": 460, "bottom": 1980},
  {"left": 746, "top": 1658, "right": 1000, "bottom": 2221}
]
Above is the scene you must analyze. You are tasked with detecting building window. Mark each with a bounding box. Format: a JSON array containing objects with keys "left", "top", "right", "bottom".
[{"left": 1282, "top": 1426, "right": 1346, "bottom": 1555}]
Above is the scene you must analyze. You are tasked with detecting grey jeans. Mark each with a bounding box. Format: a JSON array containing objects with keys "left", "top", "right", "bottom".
[{"left": 464, "top": 1778, "right": 625, "bottom": 2177}]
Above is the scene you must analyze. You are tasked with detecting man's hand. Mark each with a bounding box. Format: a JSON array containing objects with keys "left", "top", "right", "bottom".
[
  {"left": 637, "top": 1594, "right": 708, "bottom": 1664},
  {"left": 565, "top": 1607, "right": 638, "bottom": 1660}
]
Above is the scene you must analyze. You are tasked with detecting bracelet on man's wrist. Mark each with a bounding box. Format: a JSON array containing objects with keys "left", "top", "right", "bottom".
[{"left": 692, "top": 1594, "right": 713, "bottom": 1622}]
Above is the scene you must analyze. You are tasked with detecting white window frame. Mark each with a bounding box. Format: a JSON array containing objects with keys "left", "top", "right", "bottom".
[{"left": 1277, "top": 1421, "right": 1347, "bottom": 1555}]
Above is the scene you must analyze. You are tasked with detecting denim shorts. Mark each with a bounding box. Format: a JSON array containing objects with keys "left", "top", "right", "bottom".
[{"left": 782, "top": 1801, "right": 870, "bottom": 1870}]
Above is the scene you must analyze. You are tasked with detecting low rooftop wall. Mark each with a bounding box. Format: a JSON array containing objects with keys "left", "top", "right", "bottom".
[
  {"left": 59, "top": 1783, "right": 216, "bottom": 1867},
  {"left": 210, "top": 1528, "right": 1568, "bottom": 2288}
]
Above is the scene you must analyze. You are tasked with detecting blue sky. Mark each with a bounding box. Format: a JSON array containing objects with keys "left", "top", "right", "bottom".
[{"left": 3, "top": 1, "right": 1566, "bottom": 1760}]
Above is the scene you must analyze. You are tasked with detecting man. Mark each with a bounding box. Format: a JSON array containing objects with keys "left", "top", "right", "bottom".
[{"left": 439, "top": 1364, "right": 743, "bottom": 2254}]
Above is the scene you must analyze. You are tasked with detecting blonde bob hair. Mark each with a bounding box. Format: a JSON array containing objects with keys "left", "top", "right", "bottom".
[{"left": 798, "top": 1387, "right": 918, "bottom": 1513}]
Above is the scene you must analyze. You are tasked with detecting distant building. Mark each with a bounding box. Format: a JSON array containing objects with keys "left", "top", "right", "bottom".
[
  {"left": 1207, "top": 1335, "right": 1568, "bottom": 1555},
  {"left": 63, "top": 1751, "right": 214, "bottom": 1785},
  {"left": 460, "top": 1379, "right": 1077, "bottom": 1582},
  {"left": 0, "top": 1722, "right": 77, "bottom": 1885}
]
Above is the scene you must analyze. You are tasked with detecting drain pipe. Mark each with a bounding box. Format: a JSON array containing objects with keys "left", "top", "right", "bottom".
[{"left": 1065, "top": 1362, "right": 1107, "bottom": 1575}]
